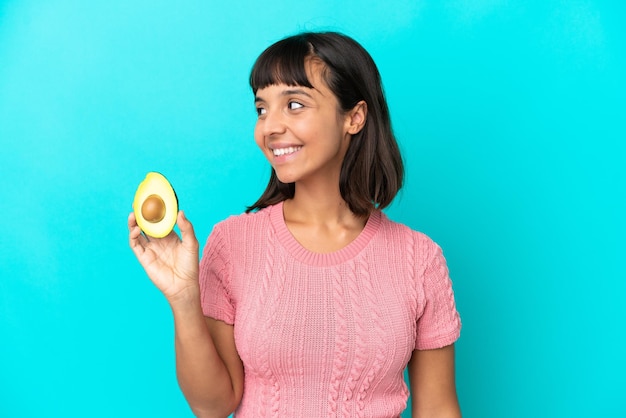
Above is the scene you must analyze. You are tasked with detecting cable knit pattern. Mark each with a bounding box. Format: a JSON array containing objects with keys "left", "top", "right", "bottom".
[
  {"left": 199, "top": 202, "right": 461, "bottom": 417},
  {"left": 355, "top": 253, "right": 386, "bottom": 413},
  {"left": 329, "top": 265, "right": 347, "bottom": 416},
  {"left": 255, "top": 221, "right": 282, "bottom": 417}
]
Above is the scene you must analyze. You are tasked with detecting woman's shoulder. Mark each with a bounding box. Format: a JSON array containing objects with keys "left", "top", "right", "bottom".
[
  {"left": 203, "top": 205, "right": 275, "bottom": 256},
  {"left": 212, "top": 204, "right": 274, "bottom": 235},
  {"left": 378, "top": 213, "right": 443, "bottom": 259}
]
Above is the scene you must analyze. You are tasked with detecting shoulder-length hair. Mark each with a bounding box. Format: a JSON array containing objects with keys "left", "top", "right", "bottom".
[{"left": 246, "top": 31, "right": 403, "bottom": 217}]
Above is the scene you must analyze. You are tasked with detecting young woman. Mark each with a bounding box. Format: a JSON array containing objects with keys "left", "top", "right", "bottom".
[{"left": 129, "top": 31, "right": 462, "bottom": 417}]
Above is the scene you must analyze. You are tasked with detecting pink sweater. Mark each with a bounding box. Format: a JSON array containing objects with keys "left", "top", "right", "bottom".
[{"left": 199, "top": 202, "right": 461, "bottom": 417}]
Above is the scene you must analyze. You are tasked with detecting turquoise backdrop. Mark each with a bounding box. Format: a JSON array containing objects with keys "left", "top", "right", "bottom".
[{"left": 1, "top": 1, "right": 624, "bottom": 417}]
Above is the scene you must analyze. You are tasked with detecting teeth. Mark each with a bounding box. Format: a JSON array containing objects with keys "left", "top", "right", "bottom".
[{"left": 272, "top": 146, "right": 301, "bottom": 156}]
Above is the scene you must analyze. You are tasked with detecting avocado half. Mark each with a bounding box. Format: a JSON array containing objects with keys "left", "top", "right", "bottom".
[{"left": 133, "top": 172, "right": 178, "bottom": 238}]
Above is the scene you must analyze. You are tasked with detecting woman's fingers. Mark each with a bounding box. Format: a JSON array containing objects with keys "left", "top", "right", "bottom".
[
  {"left": 128, "top": 211, "right": 137, "bottom": 229},
  {"left": 128, "top": 211, "right": 149, "bottom": 255},
  {"left": 128, "top": 210, "right": 199, "bottom": 298},
  {"left": 178, "top": 210, "right": 199, "bottom": 251}
]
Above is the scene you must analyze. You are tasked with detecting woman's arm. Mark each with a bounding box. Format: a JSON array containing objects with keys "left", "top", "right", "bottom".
[
  {"left": 129, "top": 211, "right": 244, "bottom": 417},
  {"left": 171, "top": 296, "right": 244, "bottom": 418},
  {"left": 407, "top": 344, "right": 461, "bottom": 418}
]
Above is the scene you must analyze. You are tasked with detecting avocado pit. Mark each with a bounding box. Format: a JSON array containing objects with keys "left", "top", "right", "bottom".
[{"left": 141, "top": 194, "right": 166, "bottom": 223}]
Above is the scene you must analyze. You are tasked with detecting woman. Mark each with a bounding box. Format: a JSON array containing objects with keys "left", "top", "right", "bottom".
[{"left": 129, "top": 31, "right": 462, "bottom": 417}]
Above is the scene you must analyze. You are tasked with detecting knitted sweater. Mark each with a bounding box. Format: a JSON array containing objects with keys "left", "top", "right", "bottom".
[{"left": 199, "top": 202, "right": 461, "bottom": 417}]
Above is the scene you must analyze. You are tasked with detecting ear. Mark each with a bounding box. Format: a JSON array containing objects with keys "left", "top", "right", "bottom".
[{"left": 345, "top": 100, "right": 367, "bottom": 135}]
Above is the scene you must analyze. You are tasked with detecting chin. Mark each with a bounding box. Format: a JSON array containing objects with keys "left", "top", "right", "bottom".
[
  {"left": 275, "top": 172, "right": 298, "bottom": 184},
  {"left": 274, "top": 166, "right": 307, "bottom": 185}
]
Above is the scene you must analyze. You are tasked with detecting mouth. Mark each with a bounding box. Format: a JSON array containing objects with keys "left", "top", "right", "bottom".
[{"left": 271, "top": 146, "right": 302, "bottom": 157}]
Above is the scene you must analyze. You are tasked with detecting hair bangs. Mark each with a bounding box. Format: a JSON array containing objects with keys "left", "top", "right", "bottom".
[{"left": 250, "top": 35, "right": 314, "bottom": 93}]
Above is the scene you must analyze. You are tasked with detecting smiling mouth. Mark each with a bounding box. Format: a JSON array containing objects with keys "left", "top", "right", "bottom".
[{"left": 272, "top": 146, "right": 302, "bottom": 156}]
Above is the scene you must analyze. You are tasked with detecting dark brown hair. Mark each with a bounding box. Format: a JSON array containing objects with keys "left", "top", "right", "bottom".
[{"left": 246, "top": 32, "right": 403, "bottom": 216}]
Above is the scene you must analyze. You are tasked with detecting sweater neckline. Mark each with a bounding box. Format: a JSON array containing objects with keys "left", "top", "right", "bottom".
[{"left": 269, "top": 201, "right": 382, "bottom": 266}]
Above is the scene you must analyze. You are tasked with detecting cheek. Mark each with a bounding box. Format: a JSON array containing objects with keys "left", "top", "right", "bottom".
[{"left": 253, "top": 124, "right": 264, "bottom": 149}]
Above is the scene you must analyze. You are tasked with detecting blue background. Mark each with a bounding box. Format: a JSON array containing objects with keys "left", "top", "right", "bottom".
[{"left": 1, "top": 1, "right": 624, "bottom": 417}]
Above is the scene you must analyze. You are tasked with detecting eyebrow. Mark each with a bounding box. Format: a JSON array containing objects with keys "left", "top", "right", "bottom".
[{"left": 255, "top": 88, "right": 314, "bottom": 103}]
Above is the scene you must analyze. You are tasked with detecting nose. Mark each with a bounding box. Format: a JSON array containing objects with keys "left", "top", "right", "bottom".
[{"left": 258, "top": 108, "right": 286, "bottom": 137}]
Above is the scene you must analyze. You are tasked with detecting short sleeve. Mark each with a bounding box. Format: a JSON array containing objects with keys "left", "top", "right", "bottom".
[
  {"left": 415, "top": 241, "right": 461, "bottom": 350},
  {"left": 199, "top": 223, "right": 235, "bottom": 325}
]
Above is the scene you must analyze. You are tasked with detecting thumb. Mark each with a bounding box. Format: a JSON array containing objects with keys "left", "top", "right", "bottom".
[{"left": 177, "top": 210, "right": 199, "bottom": 248}]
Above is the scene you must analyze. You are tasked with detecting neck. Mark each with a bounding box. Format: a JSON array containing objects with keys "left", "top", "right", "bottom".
[
  {"left": 281, "top": 185, "right": 368, "bottom": 254},
  {"left": 283, "top": 183, "right": 365, "bottom": 227}
]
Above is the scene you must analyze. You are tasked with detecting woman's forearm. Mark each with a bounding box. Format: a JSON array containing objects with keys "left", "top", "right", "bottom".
[{"left": 170, "top": 290, "right": 238, "bottom": 417}]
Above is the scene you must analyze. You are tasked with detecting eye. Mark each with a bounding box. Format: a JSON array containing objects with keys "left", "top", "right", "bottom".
[
  {"left": 256, "top": 106, "right": 266, "bottom": 117},
  {"left": 288, "top": 101, "right": 304, "bottom": 110}
]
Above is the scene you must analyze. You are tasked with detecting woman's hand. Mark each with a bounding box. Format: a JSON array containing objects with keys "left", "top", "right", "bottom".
[{"left": 128, "top": 210, "right": 200, "bottom": 304}]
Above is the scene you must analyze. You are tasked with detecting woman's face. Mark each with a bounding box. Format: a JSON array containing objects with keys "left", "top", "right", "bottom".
[{"left": 253, "top": 61, "right": 354, "bottom": 187}]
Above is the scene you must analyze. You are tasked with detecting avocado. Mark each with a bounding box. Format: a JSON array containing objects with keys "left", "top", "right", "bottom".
[{"left": 133, "top": 172, "right": 178, "bottom": 238}]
